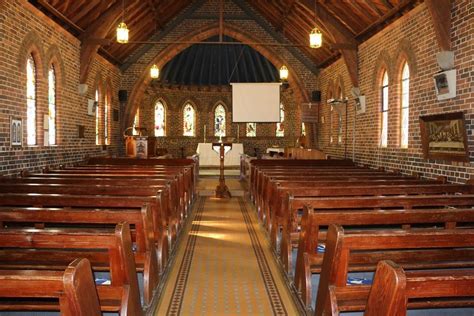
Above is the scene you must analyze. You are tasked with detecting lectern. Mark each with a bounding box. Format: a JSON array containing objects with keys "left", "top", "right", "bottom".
[{"left": 212, "top": 142, "right": 232, "bottom": 198}]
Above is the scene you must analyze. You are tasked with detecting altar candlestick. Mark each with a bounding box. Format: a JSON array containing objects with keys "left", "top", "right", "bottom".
[
  {"left": 204, "top": 125, "right": 206, "bottom": 143},
  {"left": 237, "top": 125, "right": 240, "bottom": 143}
]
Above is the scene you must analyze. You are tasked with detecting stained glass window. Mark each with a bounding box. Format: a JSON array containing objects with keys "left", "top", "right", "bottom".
[
  {"left": 95, "top": 89, "right": 100, "bottom": 145},
  {"left": 132, "top": 108, "right": 139, "bottom": 136},
  {"left": 276, "top": 103, "right": 284, "bottom": 137},
  {"left": 183, "top": 103, "right": 195, "bottom": 137},
  {"left": 246, "top": 123, "right": 256, "bottom": 137},
  {"left": 104, "top": 90, "right": 109, "bottom": 145},
  {"left": 155, "top": 101, "right": 166, "bottom": 136},
  {"left": 26, "top": 55, "right": 36, "bottom": 145},
  {"left": 400, "top": 62, "right": 410, "bottom": 148},
  {"left": 48, "top": 66, "right": 56, "bottom": 145},
  {"left": 380, "top": 71, "right": 389, "bottom": 147},
  {"left": 214, "top": 104, "right": 226, "bottom": 137},
  {"left": 301, "top": 122, "right": 306, "bottom": 136}
]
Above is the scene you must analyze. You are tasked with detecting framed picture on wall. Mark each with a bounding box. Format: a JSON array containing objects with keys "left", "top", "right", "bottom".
[
  {"left": 419, "top": 112, "right": 469, "bottom": 162},
  {"left": 10, "top": 117, "right": 22, "bottom": 147}
]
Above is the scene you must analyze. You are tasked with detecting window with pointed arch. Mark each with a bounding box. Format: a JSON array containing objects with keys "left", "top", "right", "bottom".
[
  {"left": 246, "top": 123, "right": 256, "bottom": 137},
  {"left": 132, "top": 108, "right": 140, "bottom": 136},
  {"left": 104, "top": 89, "right": 110, "bottom": 145},
  {"left": 214, "top": 104, "right": 226, "bottom": 137},
  {"left": 48, "top": 65, "right": 56, "bottom": 145},
  {"left": 380, "top": 70, "right": 389, "bottom": 147},
  {"left": 95, "top": 89, "right": 100, "bottom": 145},
  {"left": 155, "top": 100, "right": 166, "bottom": 137},
  {"left": 400, "top": 62, "right": 410, "bottom": 148},
  {"left": 26, "top": 55, "right": 36, "bottom": 145},
  {"left": 183, "top": 103, "right": 196, "bottom": 137},
  {"left": 276, "top": 103, "right": 285, "bottom": 137}
]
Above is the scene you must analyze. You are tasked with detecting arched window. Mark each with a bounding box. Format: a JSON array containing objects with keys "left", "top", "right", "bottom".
[
  {"left": 48, "top": 65, "right": 56, "bottom": 145},
  {"left": 276, "top": 103, "right": 285, "bottom": 137},
  {"left": 380, "top": 70, "right": 389, "bottom": 147},
  {"left": 155, "top": 100, "right": 166, "bottom": 136},
  {"left": 132, "top": 108, "right": 140, "bottom": 135},
  {"left": 214, "top": 104, "right": 226, "bottom": 137},
  {"left": 95, "top": 89, "right": 100, "bottom": 145},
  {"left": 183, "top": 103, "right": 196, "bottom": 137},
  {"left": 302, "top": 122, "right": 306, "bottom": 136},
  {"left": 26, "top": 55, "right": 36, "bottom": 145},
  {"left": 246, "top": 123, "right": 256, "bottom": 137},
  {"left": 400, "top": 62, "right": 410, "bottom": 148},
  {"left": 104, "top": 89, "right": 110, "bottom": 145}
]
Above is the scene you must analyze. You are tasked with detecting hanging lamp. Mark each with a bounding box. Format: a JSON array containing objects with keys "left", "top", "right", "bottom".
[
  {"left": 116, "top": 0, "right": 129, "bottom": 44},
  {"left": 150, "top": 64, "right": 159, "bottom": 79},
  {"left": 309, "top": 0, "right": 322, "bottom": 48},
  {"left": 279, "top": 65, "right": 289, "bottom": 81}
]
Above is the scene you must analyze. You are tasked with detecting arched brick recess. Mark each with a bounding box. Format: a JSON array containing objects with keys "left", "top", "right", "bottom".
[
  {"left": 18, "top": 31, "right": 45, "bottom": 77},
  {"left": 393, "top": 38, "right": 418, "bottom": 80},
  {"left": 372, "top": 50, "right": 393, "bottom": 90},
  {"left": 124, "top": 24, "right": 310, "bottom": 130},
  {"left": 45, "top": 45, "right": 66, "bottom": 86}
]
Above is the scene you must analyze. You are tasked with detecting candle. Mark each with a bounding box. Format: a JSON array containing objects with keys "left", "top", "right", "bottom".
[
  {"left": 204, "top": 125, "right": 206, "bottom": 143},
  {"left": 237, "top": 125, "right": 240, "bottom": 143}
]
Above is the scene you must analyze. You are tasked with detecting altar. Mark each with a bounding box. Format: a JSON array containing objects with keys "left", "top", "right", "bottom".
[{"left": 196, "top": 143, "right": 243, "bottom": 166}]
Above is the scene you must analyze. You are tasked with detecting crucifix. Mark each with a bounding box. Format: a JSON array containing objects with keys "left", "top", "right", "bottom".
[{"left": 212, "top": 141, "right": 232, "bottom": 198}]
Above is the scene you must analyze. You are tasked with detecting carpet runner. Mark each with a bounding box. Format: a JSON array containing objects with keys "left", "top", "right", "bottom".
[{"left": 154, "top": 196, "right": 299, "bottom": 315}]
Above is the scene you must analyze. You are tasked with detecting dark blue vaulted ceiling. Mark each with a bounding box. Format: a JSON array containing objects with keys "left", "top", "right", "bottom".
[{"left": 160, "top": 36, "right": 279, "bottom": 86}]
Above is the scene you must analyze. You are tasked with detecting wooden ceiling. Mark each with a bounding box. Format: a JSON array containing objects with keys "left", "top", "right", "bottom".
[{"left": 31, "top": 0, "right": 420, "bottom": 68}]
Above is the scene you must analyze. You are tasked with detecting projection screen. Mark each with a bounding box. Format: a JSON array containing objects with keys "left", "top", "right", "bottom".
[{"left": 231, "top": 83, "right": 281, "bottom": 122}]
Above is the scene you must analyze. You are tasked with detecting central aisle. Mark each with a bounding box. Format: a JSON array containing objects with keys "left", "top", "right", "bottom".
[{"left": 154, "top": 196, "right": 299, "bottom": 315}]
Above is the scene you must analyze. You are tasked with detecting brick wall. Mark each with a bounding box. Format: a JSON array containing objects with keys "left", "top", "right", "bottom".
[
  {"left": 318, "top": 0, "right": 474, "bottom": 183},
  {"left": 138, "top": 85, "right": 302, "bottom": 158},
  {"left": 0, "top": 0, "right": 121, "bottom": 176}
]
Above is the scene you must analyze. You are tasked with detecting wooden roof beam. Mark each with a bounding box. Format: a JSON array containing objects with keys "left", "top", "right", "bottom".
[
  {"left": 277, "top": 0, "right": 297, "bottom": 32},
  {"left": 300, "top": 0, "right": 359, "bottom": 87},
  {"left": 425, "top": 0, "right": 452, "bottom": 51},
  {"left": 79, "top": 0, "right": 136, "bottom": 83}
]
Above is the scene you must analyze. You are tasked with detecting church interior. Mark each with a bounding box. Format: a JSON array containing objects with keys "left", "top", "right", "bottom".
[{"left": 0, "top": 0, "right": 473, "bottom": 315}]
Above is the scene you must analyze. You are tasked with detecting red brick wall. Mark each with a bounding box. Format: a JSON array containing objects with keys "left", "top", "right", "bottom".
[
  {"left": 0, "top": 0, "right": 121, "bottom": 176},
  {"left": 318, "top": 0, "right": 474, "bottom": 183},
  {"left": 138, "top": 85, "right": 302, "bottom": 158}
]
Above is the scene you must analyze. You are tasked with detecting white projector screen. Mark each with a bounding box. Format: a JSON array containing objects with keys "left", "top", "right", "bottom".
[{"left": 231, "top": 83, "right": 281, "bottom": 122}]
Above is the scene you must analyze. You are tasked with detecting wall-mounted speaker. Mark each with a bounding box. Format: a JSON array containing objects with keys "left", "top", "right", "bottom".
[
  {"left": 311, "top": 90, "right": 321, "bottom": 102},
  {"left": 118, "top": 90, "right": 128, "bottom": 102}
]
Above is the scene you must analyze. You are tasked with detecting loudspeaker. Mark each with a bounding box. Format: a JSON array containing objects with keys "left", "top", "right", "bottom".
[
  {"left": 118, "top": 90, "right": 128, "bottom": 102},
  {"left": 311, "top": 90, "right": 321, "bottom": 102}
]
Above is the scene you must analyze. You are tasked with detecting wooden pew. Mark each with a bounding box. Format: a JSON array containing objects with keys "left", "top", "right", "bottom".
[
  {"left": 0, "top": 176, "right": 182, "bottom": 229},
  {"left": 281, "top": 193, "right": 474, "bottom": 274},
  {"left": 0, "top": 205, "right": 158, "bottom": 305},
  {"left": 84, "top": 157, "right": 198, "bottom": 199},
  {"left": 248, "top": 159, "right": 355, "bottom": 201},
  {"left": 361, "top": 260, "right": 474, "bottom": 316},
  {"left": 0, "top": 258, "right": 101, "bottom": 316},
  {"left": 0, "top": 223, "right": 143, "bottom": 315},
  {"left": 292, "top": 206, "right": 474, "bottom": 309},
  {"left": 0, "top": 193, "right": 170, "bottom": 273},
  {"left": 315, "top": 225, "right": 474, "bottom": 316},
  {"left": 0, "top": 181, "right": 182, "bottom": 244}
]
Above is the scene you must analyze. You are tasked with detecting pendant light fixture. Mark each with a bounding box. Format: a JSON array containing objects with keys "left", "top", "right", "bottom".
[
  {"left": 150, "top": 64, "right": 159, "bottom": 79},
  {"left": 116, "top": 0, "right": 129, "bottom": 44},
  {"left": 309, "top": 0, "right": 322, "bottom": 48},
  {"left": 279, "top": 65, "right": 289, "bottom": 81}
]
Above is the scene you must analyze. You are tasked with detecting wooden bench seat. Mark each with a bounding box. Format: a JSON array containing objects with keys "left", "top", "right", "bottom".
[
  {"left": 280, "top": 193, "right": 474, "bottom": 275},
  {"left": 359, "top": 260, "right": 474, "bottom": 316},
  {"left": 0, "top": 258, "right": 101, "bottom": 315},
  {"left": 0, "top": 223, "right": 142, "bottom": 315},
  {"left": 0, "top": 193, "right": 170, "bottom": 273},
  {"left": 314, "top": 225, "right": 474, "bottom": 316},
  {"left": 292, "top": 206, "right": 474, "bottom": 309},
  {"left": 0, "top": 205, "right": 158, "bottom": 305}
]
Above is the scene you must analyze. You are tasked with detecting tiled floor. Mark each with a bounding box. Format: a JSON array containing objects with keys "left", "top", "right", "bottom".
[{"left": 153, "top": 196, "right": 299, "bottom": 315}]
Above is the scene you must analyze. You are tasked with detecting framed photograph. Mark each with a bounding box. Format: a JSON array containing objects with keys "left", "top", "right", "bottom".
[
  {"left": 419, "top": 112, "right": 469, "bottom": 162},
  {"left": 10, "top": 117, "right": 22, "bottom": 147}
]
